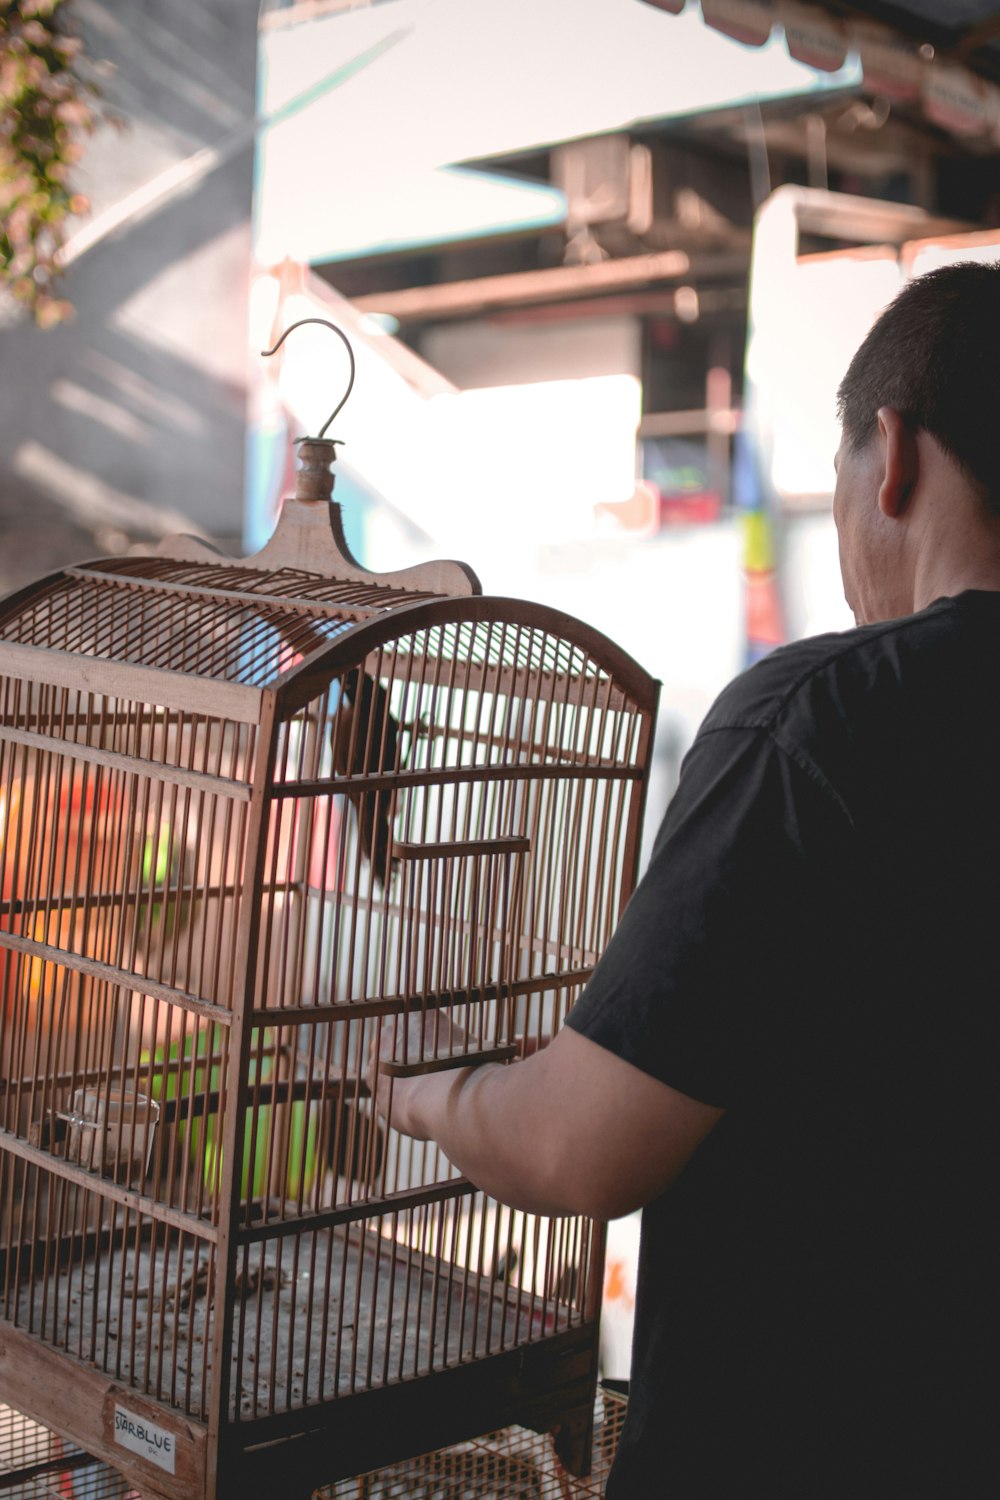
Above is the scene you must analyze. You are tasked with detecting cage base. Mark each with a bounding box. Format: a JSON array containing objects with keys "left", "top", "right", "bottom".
[
  {"left": 8, "top": 1216, "right": 576, "bottom": 1424},
  {"left": 0, "top": 1385, "right": 626, "bottom": 1500}
]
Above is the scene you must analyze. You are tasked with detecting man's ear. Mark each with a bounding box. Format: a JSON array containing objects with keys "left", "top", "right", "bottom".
[{"left": 876, "top": 406, "right": 917, "bottom": 518}]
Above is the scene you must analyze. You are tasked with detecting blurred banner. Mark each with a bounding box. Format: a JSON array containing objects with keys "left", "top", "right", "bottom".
[
  {"left": 649, "top": 0, "right": 1000, "bottom": 142},
  {"left": 700, "top": 0, "right": 778, "bottom": 50},
  {"left": 781, "top": 3, "right": 848, "bottom": 72}
]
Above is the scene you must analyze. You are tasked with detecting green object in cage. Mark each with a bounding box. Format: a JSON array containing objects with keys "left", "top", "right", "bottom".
[
  {"left": 142, "top": 1028, "right": 213, "bottom": 1161},
  {"left": 200, "top": 1029, "right": 321, "bottom": 1202},
  {"left": 144, "top": 1027, "right": 320, "bottom": 1201}
]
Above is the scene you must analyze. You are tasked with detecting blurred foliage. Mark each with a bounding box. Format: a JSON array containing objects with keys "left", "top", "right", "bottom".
[{"left": 1, "top": 0, "right": 97, "bottom": 327}]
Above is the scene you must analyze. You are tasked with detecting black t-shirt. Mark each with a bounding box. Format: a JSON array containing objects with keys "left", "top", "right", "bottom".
[{"left": 567, "top": 592, "right": 1000, "bottom": 1498}]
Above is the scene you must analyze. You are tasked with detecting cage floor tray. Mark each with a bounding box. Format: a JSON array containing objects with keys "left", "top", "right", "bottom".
[{"left": 12, "top": 1222, "right": 561, "bottom": 1424}]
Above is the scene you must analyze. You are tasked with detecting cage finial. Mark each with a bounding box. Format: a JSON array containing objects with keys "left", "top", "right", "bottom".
[
  {"left": 261, "top": 316, "right": 356, "bottom": 439},
  {"left": 261, "top": 318, "right": 357, "bottom": 503},
  {"left": 158, "top": 314, "right": 480, "bottom": 591}
]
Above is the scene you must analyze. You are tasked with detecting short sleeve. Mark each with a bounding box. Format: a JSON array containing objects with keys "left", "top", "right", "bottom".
[{"left": 565, "top": 725, "right": 852, "bottom": 1109}]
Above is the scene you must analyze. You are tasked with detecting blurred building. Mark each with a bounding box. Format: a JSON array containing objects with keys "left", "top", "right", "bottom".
[
  {"left": 3, "top": 0, "right": 999, "bottom": 829},
  {"left": 250, "top": 0, "right": 1000, "bottom": 848}
]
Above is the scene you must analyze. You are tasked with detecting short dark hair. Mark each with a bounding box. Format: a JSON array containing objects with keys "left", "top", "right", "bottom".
[{"left": 836, "top": 259, "right": 1000, "bottom": 509}]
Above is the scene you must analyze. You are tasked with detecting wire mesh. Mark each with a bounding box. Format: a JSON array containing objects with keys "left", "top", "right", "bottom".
[
  {"left": 315, "top": 1386, "right": 629, "bottom": 1499},
  {"left": 0, "top": 1402, "right": 135, "bottom": 1499}
]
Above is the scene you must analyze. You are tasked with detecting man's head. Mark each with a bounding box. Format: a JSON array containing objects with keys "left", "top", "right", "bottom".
[
  {"left": 837, "top": 259, "right": 1000, "bottom": 507},
  {"left": 833, "top": 260, "right": 1000, "bottom": 625}
]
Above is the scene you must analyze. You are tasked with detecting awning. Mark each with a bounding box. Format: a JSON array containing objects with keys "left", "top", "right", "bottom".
[{"left": 254, "top": 0, "right": 862, "bottom": 266}]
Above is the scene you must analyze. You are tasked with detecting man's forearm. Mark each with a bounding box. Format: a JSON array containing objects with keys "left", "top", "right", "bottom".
[
  {"left": 375, "top": 1026, "right": 724, "bottom": 1221},
  {"left": 393, "top": 1057, "right": 575, "bottom": 1216}
]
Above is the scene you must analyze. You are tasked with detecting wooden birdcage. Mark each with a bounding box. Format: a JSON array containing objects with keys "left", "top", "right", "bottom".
[{"left": 0, "top": 345, "right": 658, "bottom": 1499}]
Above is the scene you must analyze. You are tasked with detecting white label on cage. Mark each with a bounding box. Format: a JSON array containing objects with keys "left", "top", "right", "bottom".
[{"left": 113, "top": 1405, "right": 177, "bottom": 1473}]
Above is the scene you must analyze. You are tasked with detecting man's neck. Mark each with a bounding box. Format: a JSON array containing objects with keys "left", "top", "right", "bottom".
[{"left": 912, "top": 554, "right": 1000, "bottom": 615}]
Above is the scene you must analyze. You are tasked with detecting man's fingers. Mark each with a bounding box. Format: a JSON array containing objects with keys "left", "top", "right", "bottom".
[{"left": 366, "top": 1010, "right": 470, "bottom": 1106}]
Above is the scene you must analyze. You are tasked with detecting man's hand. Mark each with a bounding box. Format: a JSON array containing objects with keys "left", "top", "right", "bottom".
[{"left": 366, "top": 1006, "right": 470, "bottom": 1138}]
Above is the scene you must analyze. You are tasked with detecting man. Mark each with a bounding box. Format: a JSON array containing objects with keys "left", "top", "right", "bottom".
[{"left": 371, "top": 261, "right": 1000, "bottom": 1496}]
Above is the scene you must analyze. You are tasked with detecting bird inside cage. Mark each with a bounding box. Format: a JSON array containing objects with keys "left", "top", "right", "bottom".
[{"left": 329, "top": 667, "right": 401, "bottom": 888}]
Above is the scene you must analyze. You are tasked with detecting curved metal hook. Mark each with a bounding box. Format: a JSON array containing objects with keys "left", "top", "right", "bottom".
[{"left": 261, "top": 317, "right": 356, "bottom": 440}]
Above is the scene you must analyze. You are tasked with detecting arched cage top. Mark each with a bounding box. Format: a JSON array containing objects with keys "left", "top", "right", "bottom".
[
  {"left": 0, "top": 553, "right": 657, "bottom": 721},
  {"left": 0, "top": 555, "right": 438, "bottom": 696}
]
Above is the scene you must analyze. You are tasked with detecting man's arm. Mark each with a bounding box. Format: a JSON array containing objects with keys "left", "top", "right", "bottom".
[{"left": 371, "top": 1022, "right": 723, "bottom": 1220}]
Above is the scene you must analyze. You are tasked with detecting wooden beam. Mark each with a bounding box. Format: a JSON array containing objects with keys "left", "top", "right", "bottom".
[{"left": 351, "top": 248, "right": 753, "bottom": 324}]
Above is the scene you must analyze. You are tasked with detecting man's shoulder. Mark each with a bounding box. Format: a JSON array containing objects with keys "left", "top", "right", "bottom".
[
  {"left": 703, "top": 625, "right": 883, "bottom": 737},
  {"left": 703, "top": 597, "right": 968, "bottom": 739}
]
